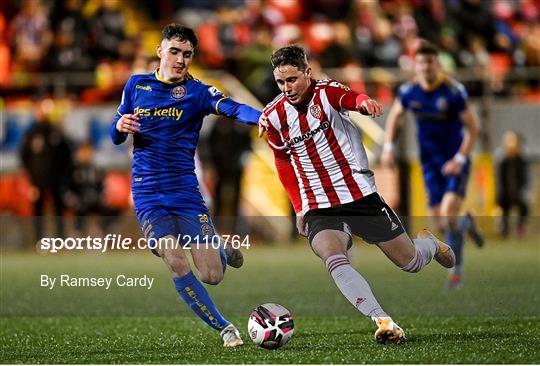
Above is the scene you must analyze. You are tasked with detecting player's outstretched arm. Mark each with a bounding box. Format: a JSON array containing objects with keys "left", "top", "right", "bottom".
[
  {"left": 258, "top": 114, "right": 269, "bottom": 137},
  {"left": 381, "top": 99, "right": 405, "bottom": 168},
  {"left": 339, "top": 91, "right": 383, "bottom": 117},
  {"left": 216, "top": 97, "right": 262, "bottom": 125}
]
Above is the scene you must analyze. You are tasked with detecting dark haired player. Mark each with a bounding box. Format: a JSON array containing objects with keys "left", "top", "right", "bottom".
[
  {"left": 382, "top": 41, "right": 484, "bottom": 289},
  {"left": 110, "top": 24, "right": 261, "bottom": 347},
  {"left": 258, "top": 46, "right": 456, "bottom": 344}
]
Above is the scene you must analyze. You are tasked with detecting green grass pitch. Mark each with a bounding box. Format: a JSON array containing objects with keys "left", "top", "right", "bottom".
[{"left": 1, "top": 236, "right": 539, "bottom": 363}]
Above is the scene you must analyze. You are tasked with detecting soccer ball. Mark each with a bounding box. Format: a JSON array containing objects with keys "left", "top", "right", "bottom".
[{"left": 247, "top": 303, "right": 294, "bottom": 349}]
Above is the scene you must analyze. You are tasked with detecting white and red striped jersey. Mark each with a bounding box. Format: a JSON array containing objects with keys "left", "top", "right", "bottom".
[{"left": 264, "top": 79, "right": 377, "bottom": 215}]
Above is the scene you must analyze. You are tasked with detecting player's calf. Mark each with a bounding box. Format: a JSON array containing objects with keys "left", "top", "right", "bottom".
[{"left": 158, "top": 245, "right": 192, "bottom": 277}]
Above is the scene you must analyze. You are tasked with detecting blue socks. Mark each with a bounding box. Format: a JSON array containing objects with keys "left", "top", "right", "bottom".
[
  {"left": 446, "top": 227, "right": 464, "bottom": 270},
  {"left": 459, "top": 214, "right": 472, "bottom": 233},
  {"left": 220, "top": 246, "right": 227, "bottom": 273},
  {"left": 173, "top": 271, "right": 229, "bottom": 331}
]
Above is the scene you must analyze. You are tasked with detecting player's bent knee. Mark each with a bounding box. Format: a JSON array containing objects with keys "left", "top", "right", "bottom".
[
  {"left": 311, "top": 230, "right": 349, "bottom": 261},
  {"left": 199, "top": 269, "right": 223, "bottom": 285}
]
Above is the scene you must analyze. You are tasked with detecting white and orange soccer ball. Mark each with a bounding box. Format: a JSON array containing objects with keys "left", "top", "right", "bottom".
[{"left": 247, "top": 303, "right": 294, "bottom": 349}]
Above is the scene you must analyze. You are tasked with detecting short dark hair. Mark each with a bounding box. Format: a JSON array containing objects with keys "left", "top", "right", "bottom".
[
  {"left": 162, "top": 23, "right": 198, "bottom": 48},
  {"left": 415, "top": 40, "right": 439, "bottom": 56},
  {"left": 271, "top": 46, "right": 309, "bottom": 71}
]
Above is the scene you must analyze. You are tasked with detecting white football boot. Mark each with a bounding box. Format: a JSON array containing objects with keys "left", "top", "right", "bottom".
[
  {"left": 220, "top": 324, "right": 244, "bottom": 347},
  {"left": 373, "top": 317, "right": 405, "bottom": 344}
]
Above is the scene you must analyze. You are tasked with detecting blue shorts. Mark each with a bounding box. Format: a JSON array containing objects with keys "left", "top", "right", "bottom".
[
  {"left": 133, "top": 192, "right": 219, "bottom": 249},
  {"left": 422, "top": 159, "right": 471, "bottom": 207}
]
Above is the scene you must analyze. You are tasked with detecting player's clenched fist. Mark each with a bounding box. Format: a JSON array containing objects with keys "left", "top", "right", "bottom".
[
  {"left": 441, "top": 158, "right": 464, "bottom": 176},
  {"left": 296, "top": 215, "right": 307, "bottom": 237},
  {"left": 358, "top": 98, "right": 383, "bottom": 117},
  {"left": 116, "top": 113, "right": 141, "bottom": 134},
  {"left": 258, "top": 114, "right": 269, "bottom": 137}
]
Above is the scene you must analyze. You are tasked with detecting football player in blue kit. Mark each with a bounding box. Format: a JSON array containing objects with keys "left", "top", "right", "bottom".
[
  {"left": 382, "top": 41, "right": 484, "bottom": 288},
  {"left": 110, "top": 24, "right": 262, "bottom": 346}
]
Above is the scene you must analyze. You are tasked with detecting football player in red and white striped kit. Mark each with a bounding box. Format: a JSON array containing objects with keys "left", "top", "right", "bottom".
[{"left": 257, "top": 46, "right": 456, "bottom": 344}]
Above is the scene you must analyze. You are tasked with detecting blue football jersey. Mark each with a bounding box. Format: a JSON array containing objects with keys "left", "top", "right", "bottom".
[
  {"left": 110, "top": 71, "right": 260, "bottom": 203},
  {"left": 399, "top": 77, "right": 468, "bottom": 168}
]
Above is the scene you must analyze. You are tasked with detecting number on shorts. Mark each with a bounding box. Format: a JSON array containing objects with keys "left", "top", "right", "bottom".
[{"left": 381, "top": 207, "right": 394, "bottom": 224}]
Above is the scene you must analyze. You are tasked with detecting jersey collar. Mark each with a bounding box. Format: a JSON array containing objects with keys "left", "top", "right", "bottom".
[
  {"left": 154, "top": 69, "right": 186, "bottom": 85},
  {"left": 419, "top": 74, "right": 446, "bottom": 92}
]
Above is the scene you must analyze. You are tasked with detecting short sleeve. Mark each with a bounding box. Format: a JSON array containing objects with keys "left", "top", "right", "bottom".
[
  {"left": 203, "top": 84, "right": 227, "bottom": 115},
  {"left": 324, "top": 80, "right": 354, "bottom": 110}
]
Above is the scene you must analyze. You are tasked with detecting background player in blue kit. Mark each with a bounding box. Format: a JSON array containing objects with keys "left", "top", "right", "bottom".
[
  {"left": 382, "top": 41, "right": 484, "bottom": 288},
  {"left": 110, "top": 24, "right": 261, "bottom": 346}
]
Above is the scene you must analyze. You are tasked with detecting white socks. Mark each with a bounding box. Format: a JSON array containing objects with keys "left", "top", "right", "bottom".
[
  {"left": 325, "top": 254, "right": 388, "bottom": 318},
  {"left": 401, "top": 237, "right": 437, "bottom": 273},
  {"left": 324, "top": 236, "right": 438, "bottom": 323}
]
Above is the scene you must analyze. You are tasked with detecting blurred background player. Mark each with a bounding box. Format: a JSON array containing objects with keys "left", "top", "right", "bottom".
[
  {"left": 66, "top": 141, "right": 118, "bottom": 235},
  {"left": 20, "top": 99, "right": 72, "bottom": 243},
  {"left": 382, "top": 40, "right": 484, "bottom": 289},
  {"left": 110, "top": 24, "right": 261, "bottom": 347},
  {"left": 496, "top": 131, "right": 530, "bottom": 239},
  {"left": 208, "top": 116, "right": 252, "bottom": 233},
  {"left": 259, "top": 45, "right": 457, "bottom": 344}
]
